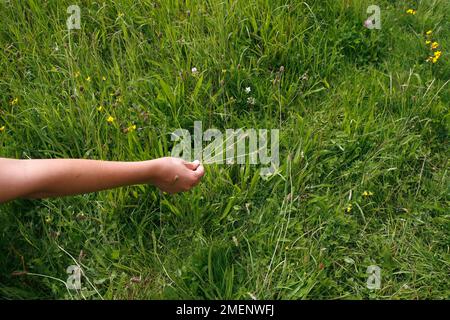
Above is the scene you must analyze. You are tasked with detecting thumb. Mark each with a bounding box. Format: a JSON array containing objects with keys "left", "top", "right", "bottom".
[{"left": 184, "top": 159, "right": 200, "bottom": 171}]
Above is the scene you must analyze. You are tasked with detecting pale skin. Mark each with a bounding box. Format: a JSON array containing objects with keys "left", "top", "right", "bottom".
[{"left": 0, "top": 157, "right": 205, "bottom": 204}]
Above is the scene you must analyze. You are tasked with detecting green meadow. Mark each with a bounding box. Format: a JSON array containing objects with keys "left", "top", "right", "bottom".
[{"left": 0, "top": 0, "right": 448, "bottom": 299}]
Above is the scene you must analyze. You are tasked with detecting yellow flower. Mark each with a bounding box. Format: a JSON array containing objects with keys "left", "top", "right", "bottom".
[
  {"left": 0, "top": 126, "right": 5, "bottom": 132},
  {"left": 346, "top": 204, "right": 353, "bottom": 213},
  {"left": 428, "top": 51, "right": 442, "bottom": 63},
  {"left": 86, "top": 76, "right": 91, "bottom": 82},
  {"left": 431, "top": 42, "right": 439, "bottom": 50},
  {"left": 107, "top": 115, "right": 115, "bottom": 123},
  {"left": 363, "top": 191, "right": 374, "bottom": 197},
  {"left": 10, "top": 97, "right": 19, "bottom": 105},
  {"left": 74, "top": 71, "right": 80, "bottom": 78},
  {"left": 426, "top": 30, "right": 432, "bottom": 36},
  {"left": 102, "top": 76, "right": 106, "bottom": 81},
  {"left": 97, "top": 105, "right": 104, "bottom": 112},
  {"left": 406, "top": 9, "right": 417, "bottom": 15},
  {"left": 127, "top": 124, "right": 137, "bottom": 133},
  {"left": 425, "top": 40, "right": 431, "bottom": 45},
  {"left": 222, "top": 69, "right": 227, "bottom": 73}
]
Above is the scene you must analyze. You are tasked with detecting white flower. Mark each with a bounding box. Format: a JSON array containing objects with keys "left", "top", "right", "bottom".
[
  {"left": 191, "top": 67, "right": 198, "bottom": 74},
  {"left": 245, "top": 87, "right": 251, "bottom": 94},
  {"left": 247, "top": 97, "right": 255, "bottom": 105}
]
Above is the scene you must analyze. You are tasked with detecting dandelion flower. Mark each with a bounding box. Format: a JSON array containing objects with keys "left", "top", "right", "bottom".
[
  {"left": 426, "top": 30, "right": 432, "bottom": 36},
  {"left": 0, "top": 126, "right": 5, "bottom": 132},
  {"left": 107, "top": 115, "right": 115, "bottom": 123},
  {"left": 425, "top": 40, "right": 431, "bottom": 45},
  {"left": 97, "top": 105, "right": 103, "bottom": 112},
  {"left": 431, "top": 42, "right": 439, "bottom": 49},
  {"left": 245, "top": 86, "right": 251, "bottom": 94},
  {"left": 406, "top": 9, "right": 417, "bottom": 15}
]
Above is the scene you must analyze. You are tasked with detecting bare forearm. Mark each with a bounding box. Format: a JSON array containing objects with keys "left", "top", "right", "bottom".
[{"left": 0, "top": 158, "right": 157, "bottom": 202}]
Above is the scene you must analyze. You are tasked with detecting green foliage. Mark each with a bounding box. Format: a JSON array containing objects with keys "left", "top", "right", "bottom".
[{"left": 0, "top": 0, "right": 449, "bottom": 299}]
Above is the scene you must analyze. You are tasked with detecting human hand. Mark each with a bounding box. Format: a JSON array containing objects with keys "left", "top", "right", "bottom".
[{"left": 149, "top": 157, "right": 205, "bottom": 193}]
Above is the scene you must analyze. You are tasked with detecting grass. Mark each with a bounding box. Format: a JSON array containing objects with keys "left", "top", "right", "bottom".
[{"left": 0, "top": 0, "right": 449, "bottom": 299}]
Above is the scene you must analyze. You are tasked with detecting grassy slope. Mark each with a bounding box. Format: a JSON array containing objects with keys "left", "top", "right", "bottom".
[{"left": 0, "top": 0, "right": 448, "bottom": 299}]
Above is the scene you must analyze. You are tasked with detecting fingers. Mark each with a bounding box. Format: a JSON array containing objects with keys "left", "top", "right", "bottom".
[
  {"left": 193, "top": 163, "right": 205, "bottom": 178},
  {"left": 184, "top": 160, "right": 200, "bottom": 171}
]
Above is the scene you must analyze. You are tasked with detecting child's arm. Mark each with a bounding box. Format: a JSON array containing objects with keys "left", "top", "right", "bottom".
[{"left": 0, "top": 157, "right": 204, "bottom": 203}]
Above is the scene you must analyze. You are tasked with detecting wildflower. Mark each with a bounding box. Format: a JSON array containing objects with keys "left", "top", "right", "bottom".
[
  {"left": 427, "top": 50, "right": 442, "bottom": 64},
  {"left": 431, "top": 42, "right": 439, "bottom": 50},
  {"left": 102, "top": 76, "right": 106, "bottom": 81},
  {"left": 426, "top": 30, "right": 432, "bottom": 36},
  {"left": 406, "top": 9, "right": 417, "bottom": 15},
  {"left": 97, "top": 105, "right": 103, "bottom": 112},
  {"left": 245, "top": 86, "right": 251, "bottom": 94},
  {"left": 51, "top": 66, "right": 58, "bottom": 72},
  {"left": 221, "top": 69, "right": 227, "bottom": 73},
  {"left": 425, "top": 40, "right": 431, "bottom": 45},
  {"left": 362, "top": 191, "right": 374, "bottom": 197},
  {"left": 232, "top": 236, "right": 239, "bottom": 247},
  {"left": 247, "top": 97, "right": 255, "bottom": 105},
  {"left": 248, "top": 292, "right": 257, "bottom": 300},
  {"left": 191, "top": 67, "right": 198, "bottom": 75},
  {"left": 127, "top": 124, "right": 137, "bottom": 132},
  {"left": 74, "top": 71, "right": 80, "bottom": 78},
  {"left": 107, "top": 115, "right": 115, "bottom": 123},
  {"left": 86, "top": 76, "right": 91, "bottom": 82},
  {"left": 0, "top": 126, "right": 5, "bottom": 132},
  {"left": 118, "top": 12, "right": 124, "bottom": 18},
  {"left": 45, "top": 216, "right": 52, "bottom": 224},
  {"left": 345, "top": 203, "right": 353, "bottom": 213},
  {"left": 10, "top": 97, "right": 19, "bottom": 105},
  {"left": 432, "top": 50, "right": 442, "bottom": 63}
]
